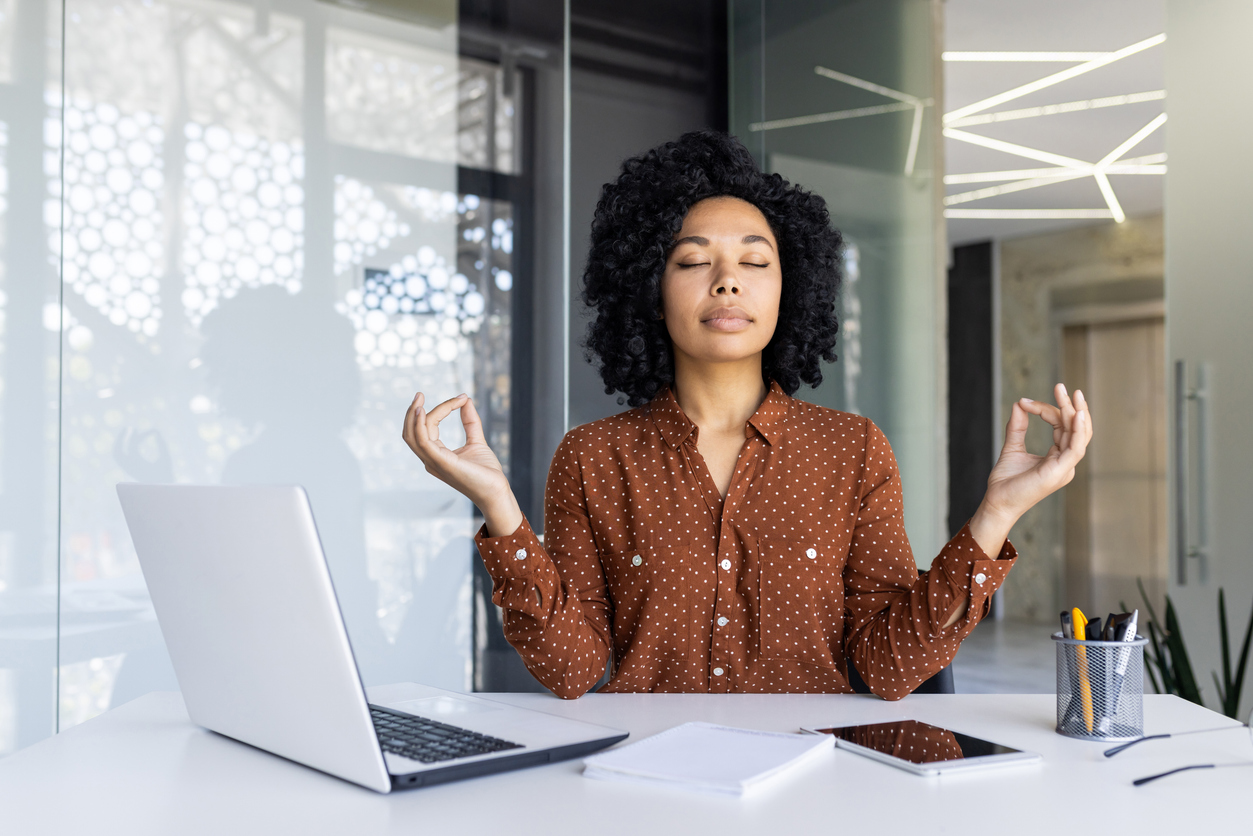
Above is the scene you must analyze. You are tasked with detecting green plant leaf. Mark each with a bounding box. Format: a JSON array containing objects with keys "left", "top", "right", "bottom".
[
  {"left": 1219, "top": 589, "right": 1232, "bottom": 706},
  {"left": 1146, "top": 620, "right": 1174, "bottom": 696},
  {"left": 1165, "top": 596, "right": 1204, "bottom": 706},
  {"left": 1231, "top": 592, "right": 1253, "bottom": 720}
]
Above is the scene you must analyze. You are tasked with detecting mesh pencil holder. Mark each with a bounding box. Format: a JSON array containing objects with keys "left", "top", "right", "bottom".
[{"left": 1052, "top": 632, "right": 1148, "bottom": 742}]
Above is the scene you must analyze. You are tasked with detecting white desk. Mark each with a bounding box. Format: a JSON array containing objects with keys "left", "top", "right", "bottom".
[{"left": 1, "top": 690, "right": 1248, "bottom": 834}]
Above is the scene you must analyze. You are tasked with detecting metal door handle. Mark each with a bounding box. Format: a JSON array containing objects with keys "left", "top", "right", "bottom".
[{"left": 1174, "top": 360, "right": 1209, "bottom": 584}]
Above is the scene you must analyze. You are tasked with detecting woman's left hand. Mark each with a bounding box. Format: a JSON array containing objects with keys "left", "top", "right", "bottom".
[
  {"left": 982, "top": 383, "right": 1093, "bottom": 528},
  {"left": 946, "top": 384, "right": 1090, "bottom": 626}
]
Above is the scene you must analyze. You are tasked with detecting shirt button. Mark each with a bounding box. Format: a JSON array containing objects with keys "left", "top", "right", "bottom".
[
  {"left": 717, "top": 616, "right": 729, "bottom": 627},
  {"left": 631, "top": 555, "right": 642, "bottom": 566},
  {"left": 974, "top": 572, "right": 987, "bottom": 584},
  {"left": 720, "top": 559, "right": 732, "bottom": 571},
  {"left": 805, "top": 548, "right": 817, "bottom": 559},
  {"left": 514, "top": 548, "right": 527, "bottom": 561},
  {"left": 713, "top": 667, "right": 725, "bottom": 676}
]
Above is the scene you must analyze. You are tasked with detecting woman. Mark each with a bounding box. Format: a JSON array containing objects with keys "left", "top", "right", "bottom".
[{"left": 403, "top": 131, "right": 1091, "bottom": 700}]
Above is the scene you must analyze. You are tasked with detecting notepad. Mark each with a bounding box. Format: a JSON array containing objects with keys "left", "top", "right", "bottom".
[{"left": 582, "top": 721, "right": 833, "bottom": 796}]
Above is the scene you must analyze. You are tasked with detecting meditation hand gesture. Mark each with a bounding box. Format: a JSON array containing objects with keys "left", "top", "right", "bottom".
[
  {"left": 402, "top": 392, "right": 523, "bottom": 537},
  {"left": 967, "top": 383, "right": 1093, "bottom": 561},
  {"left": 985, "top": 383, "right": 1092, "bottom": 518}
]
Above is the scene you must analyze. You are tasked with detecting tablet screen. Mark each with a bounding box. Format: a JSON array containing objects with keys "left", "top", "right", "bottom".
[{"left": 811, "top": 720, "right": 1024, "bottom": 764}]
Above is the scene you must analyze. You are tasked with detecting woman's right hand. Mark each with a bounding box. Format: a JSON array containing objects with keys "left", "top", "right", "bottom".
[{"left": 402, "top": 392, "right": 523, "bottom": 537}]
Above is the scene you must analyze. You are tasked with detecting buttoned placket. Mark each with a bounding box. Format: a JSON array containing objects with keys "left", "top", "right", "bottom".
[{"left": 681, "top": 427, "right": 764, "bottom": 694}]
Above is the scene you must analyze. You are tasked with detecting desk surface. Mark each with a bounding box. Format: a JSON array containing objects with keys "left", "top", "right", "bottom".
[{"left": 1, "top": 690, "right": 1248, "bottom": 835}]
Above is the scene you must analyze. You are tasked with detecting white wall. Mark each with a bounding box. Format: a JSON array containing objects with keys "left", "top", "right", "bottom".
[{"left": 1165, "top": 0, "right": 1253, "bottom": 716}]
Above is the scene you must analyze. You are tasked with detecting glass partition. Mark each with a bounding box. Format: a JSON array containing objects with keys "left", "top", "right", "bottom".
[
  {"left": 730, "top": 0, "right": 946, "bottom": 562},
  {"left": 0, "top": 0, "right": 568, "bottom": 756},
  {"left": 0, "top": 0, "right": 62, "bottom": 754}
]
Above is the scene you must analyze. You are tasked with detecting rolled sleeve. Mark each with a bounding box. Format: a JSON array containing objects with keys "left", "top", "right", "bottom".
[
  {"left": 934, "top": 523, "right": 1017, "bottom": 636},
  {"left": 474, "top": 516, "right": 558, "bottom": 621},
  {"left": 844, "top": 420, "right": 1019, "bottom": 700}
]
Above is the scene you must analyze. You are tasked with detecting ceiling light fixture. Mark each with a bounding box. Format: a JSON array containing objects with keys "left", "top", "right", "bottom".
[
  {"left": 945, "top": 116, "right": 1167, "bottom": 223},
  {"left": 945, "top": 209, "right": 1114, "bottom": 219},
  {"left": 942, "top": 51, "right": 1112, "bottom": 62},
  {"left": 813, "top": 66, "right": 927, "bottom": 175},
  {"left": 1091, "top": 113, "right": 1168, "bottom": 222},
  {"left": 944, "top": 171, "right": 1094, "bottom": 206},
  {"left": 944, "top": 160, "right": 1165, "bottom": 185},
  {"left": 748, "top": 101, "right": 916, "bottom": 132},
  {"left": 943, "top": 33, "right": 1165, "bottom": 124},
  {"left": 946, "top": 90, "right": 1165, "bottom": 128},
  {"left": 943, "top": 128, "right": 1089, "bottom": 168}
]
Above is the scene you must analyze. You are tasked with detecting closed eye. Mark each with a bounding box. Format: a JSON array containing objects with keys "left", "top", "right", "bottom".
[
  {"left": 742, "top": 261, "right": 770, "bottom": 268},
  {"left": 677, "top": 262, "right": 710, "bottom": 268}
]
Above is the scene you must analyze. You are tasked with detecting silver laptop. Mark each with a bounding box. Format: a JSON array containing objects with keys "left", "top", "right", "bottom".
[{"left": 116, "top": 483, "right": 627, "bottom": 793}]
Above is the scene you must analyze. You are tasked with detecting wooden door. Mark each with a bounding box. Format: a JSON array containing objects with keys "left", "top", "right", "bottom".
[{"left": 1062, "top": 316, "right": 1168, "bottom": 613}]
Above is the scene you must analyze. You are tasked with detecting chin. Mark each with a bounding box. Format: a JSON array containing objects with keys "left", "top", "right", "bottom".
[{"left": 682, "top": 340, "right": 769, "bottom": 366}]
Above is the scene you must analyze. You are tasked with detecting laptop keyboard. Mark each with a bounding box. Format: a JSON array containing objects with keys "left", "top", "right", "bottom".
[{"left": 369, "top": 704, "right": 524, "bottom": 764}]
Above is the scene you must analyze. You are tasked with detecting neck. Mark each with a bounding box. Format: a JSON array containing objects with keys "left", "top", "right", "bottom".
[{"left": 671, "top": 350, "right": 768, "bottom": 435}]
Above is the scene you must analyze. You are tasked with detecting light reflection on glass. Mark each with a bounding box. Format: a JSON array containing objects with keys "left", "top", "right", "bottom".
[{"left": 1, "top": 0, "right": 534, "bottom": 755}]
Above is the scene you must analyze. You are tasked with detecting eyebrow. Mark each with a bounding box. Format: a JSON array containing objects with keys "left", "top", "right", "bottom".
[{"left": 673, "top": 234, "right": 775, "bottom": 250}]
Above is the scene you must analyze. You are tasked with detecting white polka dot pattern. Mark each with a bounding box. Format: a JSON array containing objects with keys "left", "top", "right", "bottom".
[{"left": 474, "top": 382, "right": 1017, "bottom": 701}]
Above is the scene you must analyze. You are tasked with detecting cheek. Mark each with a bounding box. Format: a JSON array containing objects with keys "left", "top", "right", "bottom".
[
  {"left": 758, "top": 277, "right": 783, "bottom": 334},
  {"left": 659, "top": 270, "right": 694, "bottom": 323}
]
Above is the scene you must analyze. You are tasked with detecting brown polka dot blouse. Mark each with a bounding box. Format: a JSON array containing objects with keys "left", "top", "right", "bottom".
[{"left": 474, "top": 382, "right": 1016, "bottom": 701}]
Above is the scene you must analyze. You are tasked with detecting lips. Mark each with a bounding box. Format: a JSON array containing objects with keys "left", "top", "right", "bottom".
[{"left": 701, "top": 306, "right": 754, "bottom": 331}]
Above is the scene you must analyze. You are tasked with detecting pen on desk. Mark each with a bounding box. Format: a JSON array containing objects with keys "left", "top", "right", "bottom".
[
  {"left": 1072, "top": 607, "right": 1095, "bottom": 734},
  {"left": 1058, "top": 610, "right": 1080, "bottom": 731},
  {"left": 1094, "top": 611, "right": 1138, "bottom": 734},
  {"left": 1086, "top": 616, "right": 1103, "bottom": 643},
  {"left": 1112, "top": 611, "right": 1139, "bottom": 702}
]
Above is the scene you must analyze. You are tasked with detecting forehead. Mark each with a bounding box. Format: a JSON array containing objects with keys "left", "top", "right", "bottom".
[{"left": 677, "top": 196, "right": 773, "bottom": 238}]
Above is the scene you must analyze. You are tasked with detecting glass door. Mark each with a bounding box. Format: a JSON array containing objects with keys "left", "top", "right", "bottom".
[{"left": 730, "top": 0, "right": 947, "bottom": 561}]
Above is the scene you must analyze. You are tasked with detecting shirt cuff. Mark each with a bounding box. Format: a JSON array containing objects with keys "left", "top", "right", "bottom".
[
  {"left": 473, "top": 515, "right": 554, "bottom": 619},
  {"left": 936, "top": 523, "right": 1017, "bottom": 629}
]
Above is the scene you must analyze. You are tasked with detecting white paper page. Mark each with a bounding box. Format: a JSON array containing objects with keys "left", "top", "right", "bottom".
[{"left": 582, "top": 722, "right": 832, "bottom": 795}]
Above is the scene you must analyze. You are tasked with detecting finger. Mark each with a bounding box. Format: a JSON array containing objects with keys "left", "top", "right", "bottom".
[
  {"left": 1054, "top": 382, "right": 1076, "bottom": 416},
  {"left": 402, "top": 392, "right": 424, "bottom": 453},
  {"left": 461, "top": 396, "right": 487, "bottom": 446},
  {"left": 1017, "top": 397, "right": 1066, "bottom": 448},
  {"left": 408, "top": 394, "right": 464, "bottom": 475},
  {"left": 1002, "top": 401, "right": 1030, "bottom": 452},
  {"left": 1056, "top": 408, "right": 1090, "bottom": 469},
  {"left": 1054, "top": 382, "right": 1077, "bottom": 440},
  {"left": 409, "top": 393, "right": 452, "bottom": 465},
  {"left": 423, "top": 394, "right": 468, "bottom": 447},
  {"left": 1054, "top": 382, "right": 1080, "bottom": 453},
  {"left": 1075, "top": 388, "right": 1094, "bottom": 445},
  {"left": 1017, "top": 397, "right": 1063, "bottom": 430}
]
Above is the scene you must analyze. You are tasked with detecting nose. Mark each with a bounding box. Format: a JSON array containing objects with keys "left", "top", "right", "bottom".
[{"left": 711, "top": 265, "right": 742, "bottom": 296}]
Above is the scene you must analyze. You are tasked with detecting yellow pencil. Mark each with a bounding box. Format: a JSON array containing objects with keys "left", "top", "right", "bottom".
[{"left": 1072, "top": 607, "right": 1095, "bottom": 733}]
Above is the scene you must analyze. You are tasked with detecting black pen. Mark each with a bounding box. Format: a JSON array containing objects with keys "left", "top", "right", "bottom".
[{"left": 1098, "top": 610, "right": 1139, "bottom": 733}]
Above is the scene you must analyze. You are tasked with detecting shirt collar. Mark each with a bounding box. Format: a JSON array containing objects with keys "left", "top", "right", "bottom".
[{"left": 647, "top": 380, "right": 790, "bottom": 449}]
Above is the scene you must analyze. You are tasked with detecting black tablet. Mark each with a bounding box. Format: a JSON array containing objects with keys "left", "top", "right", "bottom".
[{"left": 800, "top": 719, "right": 1041, "bottom": 775}]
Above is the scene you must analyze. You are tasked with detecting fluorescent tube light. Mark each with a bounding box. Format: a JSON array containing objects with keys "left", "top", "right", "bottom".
[
  {"left": 944, "top": 172, "right": 1093, "bottom": 206},
  {"left": 945, "top": 209, "right": 1114, "bottom": 219},
  {"left": 944, "top": 34, "right": 1165, "bottom": 124},
  {"left": 942, "top": 52, "right": 1112, "bottom": 62},
  {"left": 946, "top": 91, "right": 1165, "bottom": 128},
  {"left": 749, "top": 102, "right": 914, "bottom": 132},
  {"left": 943, "top": 128, "right": 1090, "bottom": 168}
]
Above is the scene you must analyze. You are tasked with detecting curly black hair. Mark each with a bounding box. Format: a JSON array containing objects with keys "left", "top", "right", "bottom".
[{"left": 580, "top": 130, "right": 843, "bottom": 407}]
